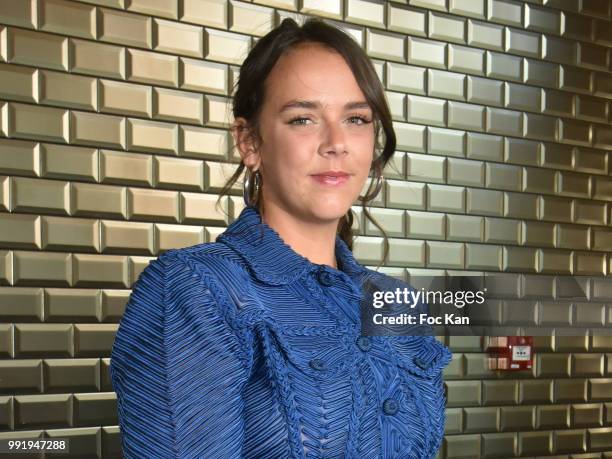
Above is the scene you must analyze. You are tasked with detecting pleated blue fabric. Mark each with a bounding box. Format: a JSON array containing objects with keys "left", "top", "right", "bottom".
[{"left": 110, "top": 205, "right": 452, "bottom": 459}]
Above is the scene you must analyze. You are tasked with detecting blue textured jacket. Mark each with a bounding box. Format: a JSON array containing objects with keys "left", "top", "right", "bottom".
[{"left": 110, "top": 205, "right": 452, "bottom": 459}]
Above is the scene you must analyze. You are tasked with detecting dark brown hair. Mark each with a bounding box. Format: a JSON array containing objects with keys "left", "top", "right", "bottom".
[{"left": 216, "top": 17, "right": 397, "bottom": 268}]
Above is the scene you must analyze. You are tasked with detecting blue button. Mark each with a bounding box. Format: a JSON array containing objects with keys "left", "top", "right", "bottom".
[
  {"left": 382, "top": 398, "right": 399, "bottom": 415},
  {"left": 309, "top": 358, "right": 327, "bottom": 371},
  {"left": 356, "top": 336, "right": 372, "bottom": 351},
  {"left": 413, "top": 356, "right": 430, "bottom": 370},
  {"left": 318, "top": 270, "right": 334, "bottom": 286}
]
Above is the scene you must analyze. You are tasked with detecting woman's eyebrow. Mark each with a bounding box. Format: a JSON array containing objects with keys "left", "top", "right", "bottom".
[{"left": 278, "top": 99, "right": 371, "bottom": 113}]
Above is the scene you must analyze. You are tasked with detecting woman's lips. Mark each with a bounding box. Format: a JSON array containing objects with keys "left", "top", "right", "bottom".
[{"left": 311, "top": 174, "right": 350, "bottom": 186}]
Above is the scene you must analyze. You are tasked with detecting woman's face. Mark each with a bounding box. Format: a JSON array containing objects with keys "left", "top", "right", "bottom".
[{"left": 239, "top": 42, "right": 376, "bottom": 224}]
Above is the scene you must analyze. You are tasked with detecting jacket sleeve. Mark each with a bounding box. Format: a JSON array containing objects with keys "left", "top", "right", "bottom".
[{"left": 109, "top": 252, "right": 253, "bottom": 459}]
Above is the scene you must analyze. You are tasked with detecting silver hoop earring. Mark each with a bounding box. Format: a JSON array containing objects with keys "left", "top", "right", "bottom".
[{"left": 243, "top": 168, "right": 262, "bottom": 207}]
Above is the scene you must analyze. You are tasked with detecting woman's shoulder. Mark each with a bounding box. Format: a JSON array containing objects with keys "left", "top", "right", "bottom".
[{"left": 148, "top": 241, "right": 252, "bottom": 284}]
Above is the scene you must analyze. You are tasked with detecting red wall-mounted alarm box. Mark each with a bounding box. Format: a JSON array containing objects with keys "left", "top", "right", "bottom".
[{"left": 486, "top": 336, "right": 534, "bottom": 371}]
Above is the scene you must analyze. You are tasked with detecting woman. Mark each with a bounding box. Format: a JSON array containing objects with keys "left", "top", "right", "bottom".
[{"left": 110, "top": 17, "right": 451, "bottom": 459}]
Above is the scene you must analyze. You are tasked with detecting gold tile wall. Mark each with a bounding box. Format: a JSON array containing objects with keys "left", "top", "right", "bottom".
[{"left": 0, "top": 0, "right": 611, "bottom": 457}]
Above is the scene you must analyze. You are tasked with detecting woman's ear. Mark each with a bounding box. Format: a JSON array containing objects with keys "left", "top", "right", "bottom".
[{"left": 231, "top": 117, "right": 262, "bottom": 170}]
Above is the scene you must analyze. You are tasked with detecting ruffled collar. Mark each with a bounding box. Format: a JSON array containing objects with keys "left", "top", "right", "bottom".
[{"left": 216, "top": 205, "right": 368, "bottom": 286}]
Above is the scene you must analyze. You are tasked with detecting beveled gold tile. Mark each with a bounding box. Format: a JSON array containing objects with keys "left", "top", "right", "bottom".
[
  {"left": 127, "top": 0, "right": 178, "bottom": 19},
  {"left": 486, "top": 162, "right": 522, "bottom": 191},
  {"left": 522, "top": 166, "right": 555, "bottom": 194},
  {"left": 204, "top": 28, "right": 251, "bottom": 65},
  {"left": 70, "top": 38, "right": 126, "bottom": 80},
  {"left": 465, "top": 243, "right": 502, "bottom": 270},
  {"left": 505, "top": 27, "right": 540, "bottom": 58},
  {"left": 446, "top": 214, "right": 483, "bottom": 242},
  {"left": 157, "top": 223, "right": 204, "bottom": 251},
  {"left": 573, "top": 251, "right": 606, "bottom": 276},
  {"left": 41, "top": 215, "right": 98, "bottom": 252},
  {"left": 505, "top": 138, "right": 540, "bottom": 167},
  {"left": 577, "top": 42, "right": 608, "bottom": 71},
  {"left": 126, "top": 118, "right": 178, "bottom": 155},
  {"left": 447, "top": 158, "right": 484, "bottom": 187},
  {"left": 409, "top": 0, "right": 446, "bottom": 11},
  {"left": 365, "top": 29, "right": 405, "bottom": 62},
  {"left": 0, "top": 63, "right": 37, "bottom": 103},
  {"left": 155, "top": 156, "right": 204, "bottom": 191},
  {"left": 559, "top": 118, "right": 592, "bottom": 146},
  {"left": 504, "top": 191, "right": 538, "bottom": 219},
  {"left": 429, "top": 11, "right": 465, "bottom": 43},
  {"left": 467, "top": 18, "right": 504, "bottom": 51},
  {"left": 153, "top": 87, "right": 203, "bottom": 125},
  {"left": 70, "top": 111, "right": 126, "bottom": 149},
  {"left": 99, "top": 79, "right": 152, "bottom": 118},
  {"left": 127, "top": 48, "right": 179, "bottom": 87},
  {"left": 407, "top": 94, "right": 445, "bottom": 126},
  {"left": 7, "top": 28, "right": 68, "bottom": 71},
  {"left": 484, "top": 217, "right": 520, "bottom": 244},
  {"left": 100, "top": 149, "right": 153, "bottom": 186},
  {"left": 573, "top": 199, "right": 606, "bottom": 225},
  {"left": 486, "top": 51, "right": 522, "bottom": 82},
  {"left": 593, "top": 176, "right": 612, "bottom": 201},
  {"left": 181, "top": 0, "right": 228, "bottom": 28},
  {"left": 365, "top": 207, "right": 404, "bottom": 238},
  {"left": 101, "top": 220, "right": 155, "bottom": 255},
  {"left": 523, "top": 112, "right": 557, "bottom": 142},
  {"left": 180, "top": 57, "right": 228, "bottom": 95},
  {"left": 449, "top": 0, "right": 485, "bottom": 19},
  {"left": 427, "top": 184, "right": 465, "bottom": 213},
  {"left": 526, "top": 58, "right": 562, "bottom": 89},
  {"left": 385, "top": 180, "right": 426, "bottom": 210},
  {"left": 560, "top": 65, "right": 592, "bottom": 93},
  {"left": 40, "top": 0, "right": 96, "bottom": 39},
  {"left": 557, "top": 171, "right": 591, "bottom": 198},
  {"left": 180, "top": 125, "right": 228, "bottom": 160},
  {"left": 0, "top": 0, "right": 36, "bottom": 29},
  {"left": 72, "top": 182, "right": 127, "bottom": 219},
  {"left": 40, "top": 143, "right": 98, "bottom": 182},
  {"left": 574, "top": 147, "right": 607, "bottom": 175},
  {"left": 99, "top": 7, "right": 152, "bottom": 49},
  {"left": 539, "top": 195, "right": 572, "bottom": 222},
  {"left": 8, "top": 103, "right": 69, "bottom": 143},
  {"left": 486, "top": 107, "right": 522, "bottom": 137},
  {"left": 73, "top": 253, "right": 128, "bottom": 288},
  {"left": 502, "top": 246, "right": 538, "bottom": 272},
  {"left": 393, "top": 121, "right": 426, "bottom": 152},
  {"left": 428, "top": 69, "right": 465, "bottom": 100},
  {"left": 128, "top": 187, "right": 179, "bottom": 222},
  {"left": 541, "top": 88, "right": 574, "bottom": 117},
  {"left": 0, "top": 138, "right": 38, "bottom": 177},
  {"left": 406, "top": 152, "right": 445, "bottom": 183},
  {"left": 11, "top": 176, "right": 70, "bottom": 215},
  {"left": 387, "top": 4, "right": 426, "bottom": 36},
  {"left": 488, "top": 0, "right": 522, "bottom": 26},
  {"left": 521, "top": 220, "right": 555, "bottom": 247},
  {"left": 556, "top": 223, "right": 590, "bottom": 250},
  {"left": 40, "top": 70, "right": 97, "bottom": 111},
  {"left": 448, "top": 44, "right": 485, "bottom": 75},
  {"left": 300, "top": 0, "right": 342, "bottom": 19},
  {"left": 181, "top": 192, "right": 230, "bottom": 225},
  {"left": 524, "top": 3, "right": 560, "bottom": 34},
  {"left": 0, "top": 213, "right": 40, "bottom": 249},
  {"left": 426, "top": 240, "right": 464, "bottom": 269},
  {"left": 539, "top": 248, "right": 572, "bottom": 274},
  {"left": 386, "top": 62, "right": 426, "bottom": 94},
  {"left": 467, "top": 132, "right": 504, "bottom": 162},
  {"left": 406, "top": 210, "right": 445, "bottom": 240},
  {"left": 427, "top": 127, "right": 465, "bottom": 157},
  {"left": 153, "top": 18, "right": 203, "bottom": 58},
  {"left": 448, "top": 101, "right": 485, "bottom": 131},
  {"left": 504, "top": 82, "right": 540, "bottom": 112},
  {"left": 467, "top": 76, "right": 503, "bottom": 106},
  {"left": 408, "top": 36, "right": 446, "bottom": 69},
  {"left": 346, "top": 0, "right": 384, "bottom": 29}
]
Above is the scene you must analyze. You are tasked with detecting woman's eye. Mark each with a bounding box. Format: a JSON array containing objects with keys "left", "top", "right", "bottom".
[
  {"left": 349, "top": 116, "right": 371, "bottom": 125},
  {"left": 288, "top": 117, "right": 311, "bottom": 125}
]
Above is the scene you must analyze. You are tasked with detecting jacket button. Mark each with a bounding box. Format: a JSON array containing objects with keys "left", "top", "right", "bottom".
[
  {"left": 382, "top": 398, "right": 399, "bottom": 415},
  {"left": 309, "top": 358, "right": 327, "bottom": 371},
  {"left": 356, "top": 336, "right": 372, "bottom": 351},
  {"left": 413, "top": 356, "right": 430, "bottom": 370},
  {"left": 317, "top": 270, "right": 334, "bottom": 286}
]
